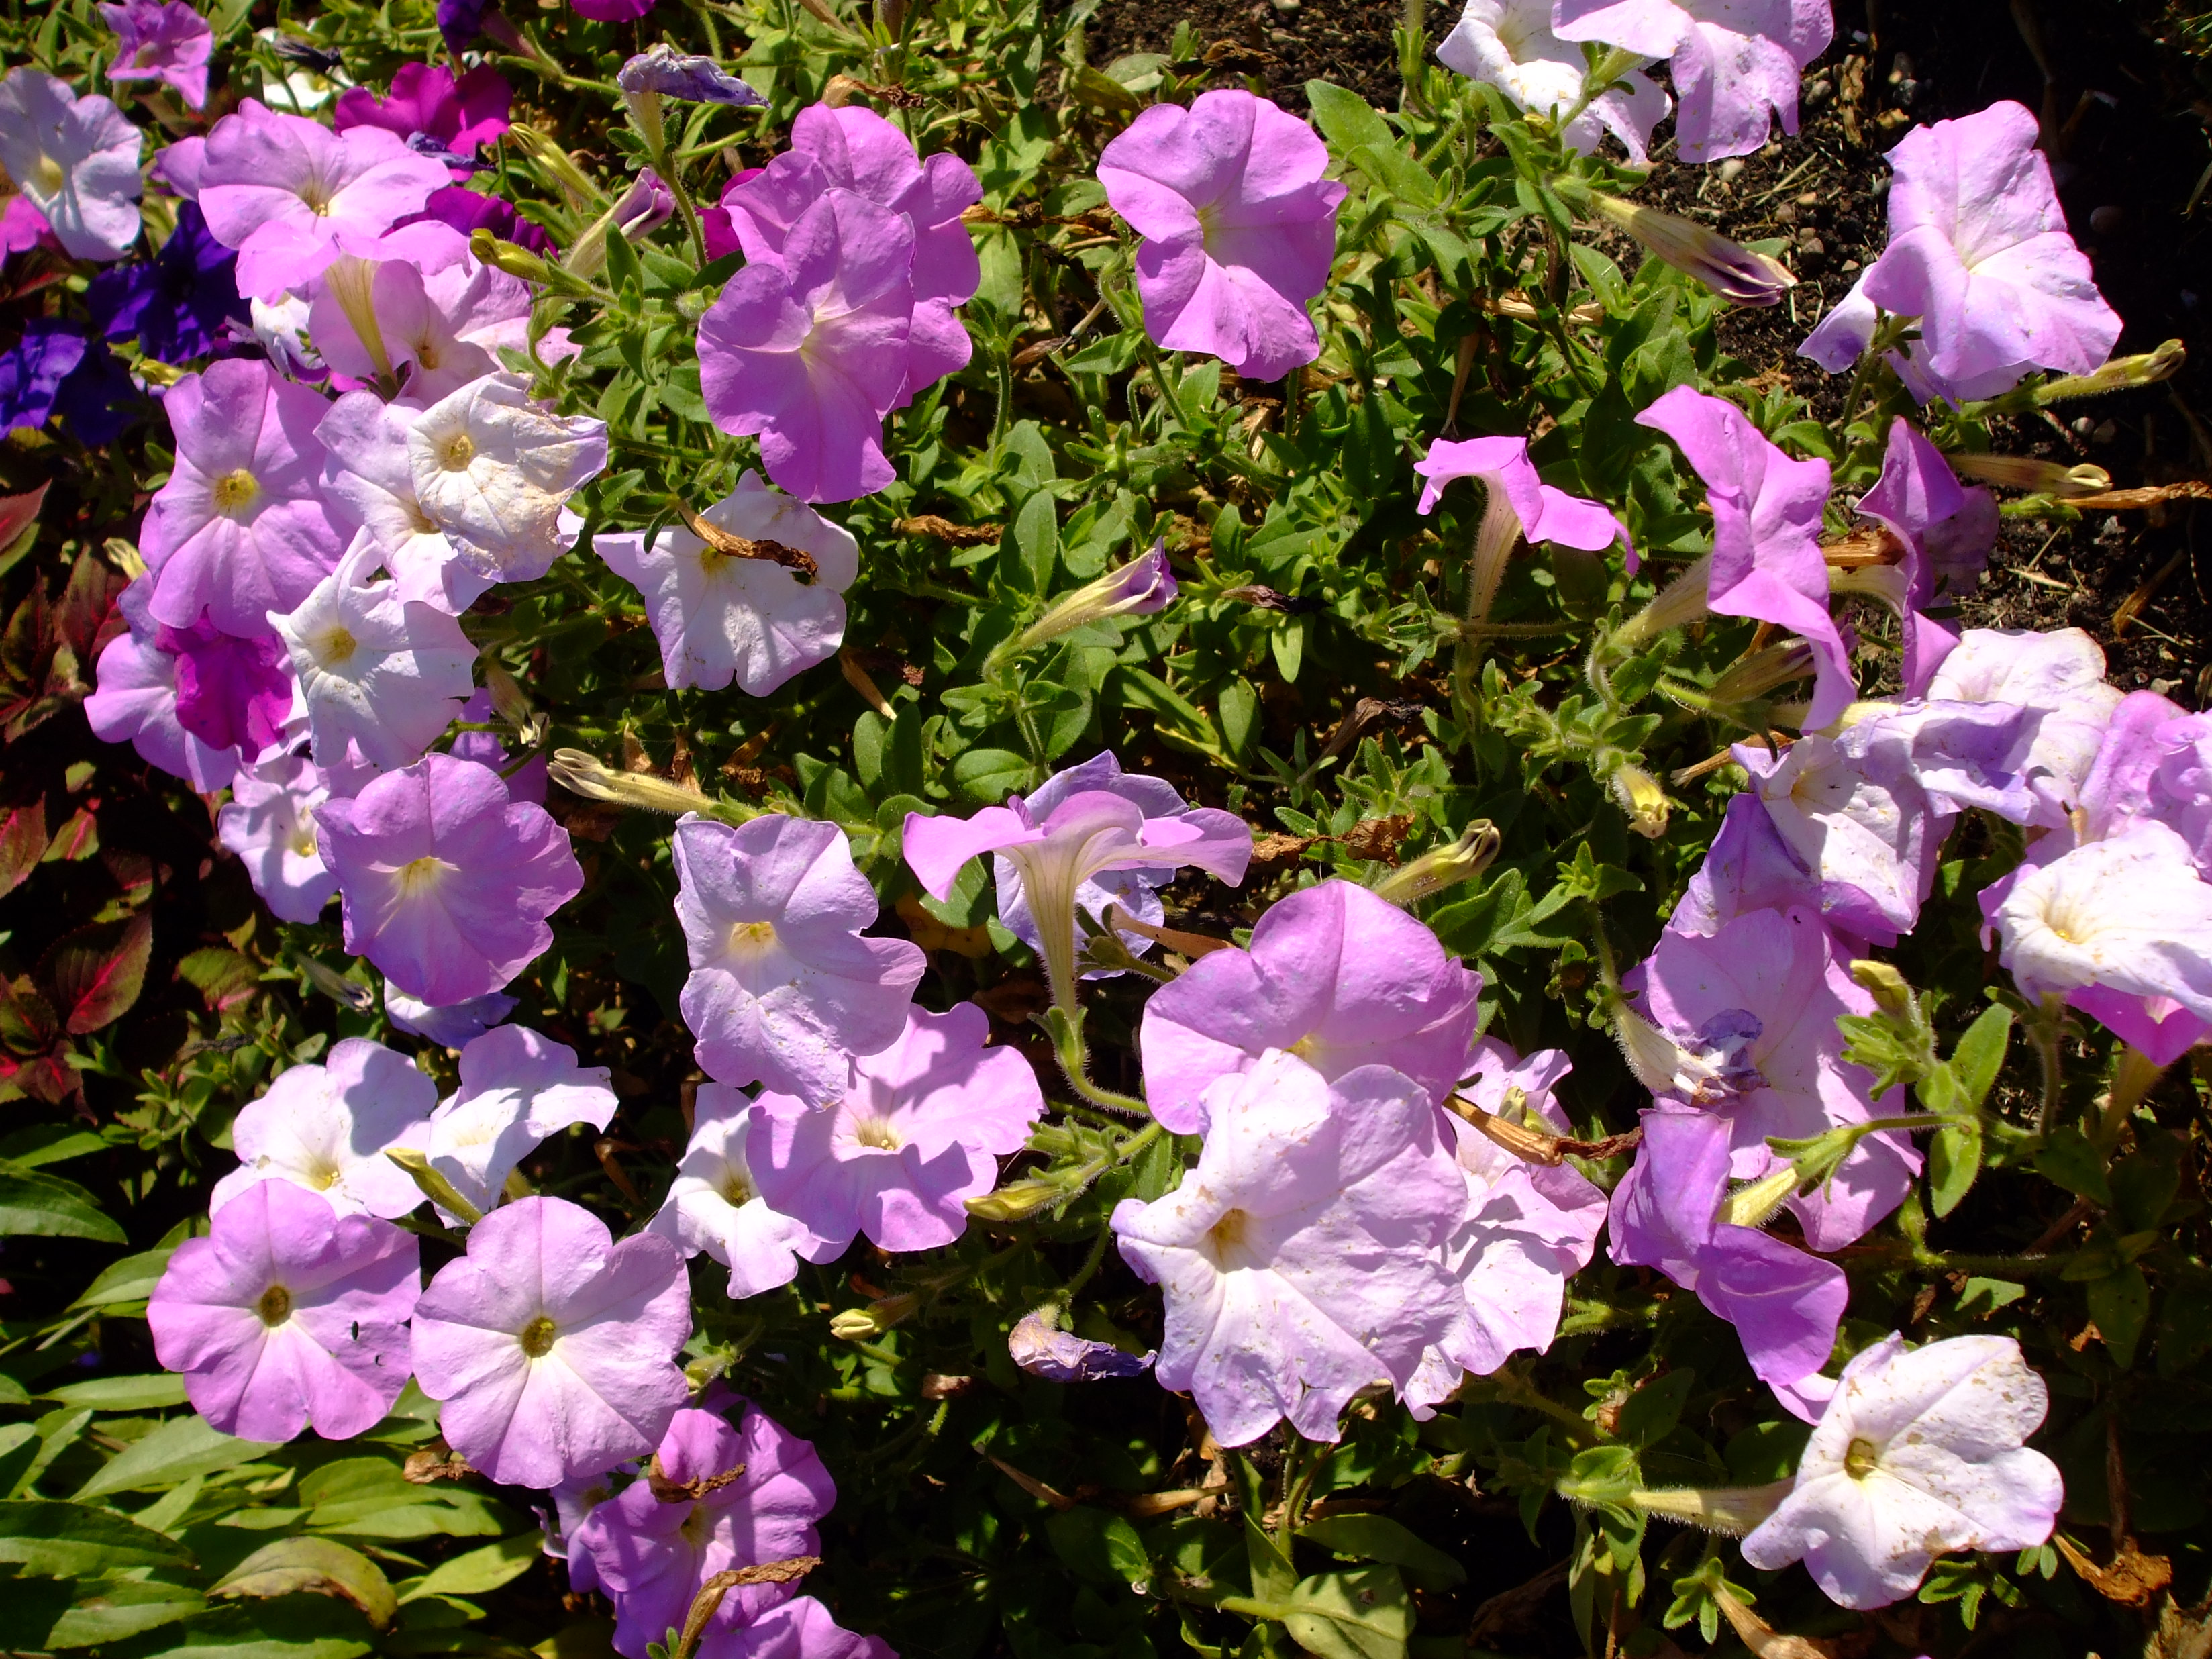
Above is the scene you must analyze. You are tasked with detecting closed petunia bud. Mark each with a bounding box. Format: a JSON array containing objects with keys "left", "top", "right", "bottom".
[{"left": 1587, "top": 195, "right": 1796, "bottom": 307}]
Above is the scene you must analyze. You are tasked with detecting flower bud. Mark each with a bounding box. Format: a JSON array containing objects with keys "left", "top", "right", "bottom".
[
  {"left": 827, "top": 1309, "right": 885, "bottom": 1340},
  {"left": 1372, "top": 821, "right": 1501, "bottom": 906},
  {"left": 483, "top": 660, "right": 545, "bottom": 744},
  {"left": 1705, "top": 638, "right": 1815, "bottom": 706},
  {"left": 1609, "top": 764, "right": 1669, "bottom": 838},
  {"left": 832, "top": 1293, "right": 920, "bottom": 1339},
  {"left": 548, "top": 748, "right": 724, "bottom": 817},
  {"left": 385, "top": 1145, "right": 485, "bottom": 1225},
  {"left": 965, "top": 1179, "right": 1067, "bottom": 1222},
  {"left": 1587, "top": 195, "right": 1796, "bottom": 307},
  {"left": 1624, "top": 1482, "right": 1790, "bottom": 1538},
  {"left": 1946, "top": 453, "right": 2111, "bottom": 496},
  {"left": 1848, "top": 959, "right": 1914, "bottom": 1020},
  {"left": 1718, "top": 1166, "right": 1799, "bottom": 1229},
  {"left": 1007, "top": 539, "right": 1178, "bottom": 655},
  {"left": 2031, "top": 338, "right": 2185, "bottom": 403},
  {"left": 507, "top": 123, "right": 609, "bottom": 211},
  {"left": 470, "top": 227, "right": 549, "bottom": 285}
]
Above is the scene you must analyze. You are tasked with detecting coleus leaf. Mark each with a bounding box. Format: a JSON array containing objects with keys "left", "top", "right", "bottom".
[{"left": 42, "top": 910, "right": 153, "bottom": 1034}]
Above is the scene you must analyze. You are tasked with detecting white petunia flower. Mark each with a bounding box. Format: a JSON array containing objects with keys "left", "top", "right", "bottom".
[
  {"left": 407, "top": 372, "right": 609, "bottom": 584},
  {"left": 1994, "top": 820, "right": 2212, "bottom": 1021},
  {"left": 422, "top": 1025, "right": 617, "bottom": 1219},
  {"left": 646, "top": 1085, "right": 836, "bottom": 1298},
  {"left": 317, "top": 391, "right": 495, "bottom": 615},
  {"left": 1436, "top": 0, "right": 1670, "bottom": 164},
  {"left": 0, "top": 68, "right": 142, "bottom": 261}
]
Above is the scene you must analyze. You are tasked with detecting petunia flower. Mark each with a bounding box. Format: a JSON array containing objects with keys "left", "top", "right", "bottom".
[
  {"left": 1995, "top": 822, "right": 2212, "bottom": 1025},
  {"left": 407, "top": 371, "right": 609, "bottom": 583},
  {"left": 1636, "top": 385, "right": 1854, "bottom": 728},
  {"left": 140, "top": 356, "right": 346, "bottom": 637},
  {"left": 148, "top": 1178, "right": 419, "bottom": 1442},
  {"left": 1925, "top": 627, "right": 2122, "bottom": 830},
  {"left": 85, "top": 586, "right": 242, "bottom": 791},
  {"left": 1112, "top": 1050, "right": 1466, "bottom": 1446},
  {"left": 449, "top": 687, "right": 546, "bottom": 804},
  {"left": 1608, "top": 1104, "right": 1847, "bottom": 1412},
  {"left": 1415, "top": 434, "right": 1638, "bottom": 635},
  {"left": 422, "top": 1025, "right": 617, "bottom": 1218},
  {"left": 1740, "top": 1332, "right": 2064, "bottom": 1608},
  {"left": 698, "top": 189, "right": 915, "bottom": 503},
  {"left": 1846, "top": 419, "right": 1998, "bottom": 696},
  {"left": 648, "top": 1086, "right": 838, "bottom": 1299},
  {"left": 1436, "top": 0, "right": 1670, "bottom": 162},
  {"left": 1005, "top": 540, "right": 1178, "bottom": 657},
  {"left": 198, "top": 99, "right": 450, "bottom": 300},
  {"left": 573, "top": 0, "right": 657, "bottom": 19},
  {"left": 209, "top": 1036, "right": 438, "bottom": 1219},
  {"left": 411, "top": 1195, "right": 692, "bottom": 1489},
  {"left": 0, "top": 320, "right": 89, "bottom": 436},
  {"left": 436, "top": 0, "right": 489, "bottom": 52},
  {"left": 399, "top": 183, "right": 558, "bottom": 256},
  {"left": 1007, "top": 1312, "right": 1156, "bottom": 1383},
  {"left": 1404, "top": 1038, "right": 1607, "bottom": 1415},
  {"left": 316, "top": 751, "right": 585, "bottom": 1005},
  {"left": 709, "top": 104, "right": 978, "bottom": 409},
  {"left": 86, "top": 203, "right": 248, "bottom": 364},
  {"left": 384, "top": 982, "right": 518, "bottom": 1048},
  {"left": 334, "top": 62, "right": 512, "bottom": 169},
  {"left": 272, "top": 538, "right": 477, "bottom": 773},
  {"left": 101, "top": 0, "right": 215, "bottom": 110},
  {"left": 905, "top": 764, "right": 1252, "bottom": 1013},
  {"left": 219, "top": 751, "right": 339, "bottom": 923},
  {"left": 1139, "top": 877, "right": 1480, "bottom": 1132},
  {"left": 752, "top": 1003, "right": 1045, "bottom": 1254},
  {"left": 1096, "top": 89, "right": 1347, "bottom": 382},
  {"left": 1552, "top": 0, "right": 1832, "bottom": 164},
  {"left": 595, "top": 471, "right": 859, "bottom": 695},
  {"left": 318, "top": 391, "right": 495, "bottom": 614},
  {"left": 310, "top": 227, "right": 548, "bottom": 404},
  {"left": 160, "top": 612, "right": 295, "bottom": 756},
  {"left": 1, "top": 194, "right": 60, "bottom": 256},
  {"left": 569, "top": 1401, "right": 835, "bottom": 1657},
  {"left": 694, "top": 1599, "right": 891, "bottom": 1659},
  {"left": 0, "top": 69, "right": 142, "bottom": 262},
  {"left": 52, "top": 333, "right": 142, "bottom": 445},
  {"left": 674, "top": 813, "right": 927, "bottom": 1107},
  {"left": 618, "top": 44, "right": 768, "bottom": 109}
]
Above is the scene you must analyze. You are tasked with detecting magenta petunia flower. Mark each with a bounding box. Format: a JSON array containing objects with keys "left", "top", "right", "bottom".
[
  {"left": 149, "top": 1178, "right": 420, "bottom": 1442},
  {"left": 85, "top": 583, "right": 242, "bottom": 792},
  {"left": 1552, "top": 0, "right": 1833, "bottom": 164},
  {"left": 101, "top": 0, "right": 214, "bottom": 110},
  {"left": 424, "top": 1025, "right": 618, "bottom": 1217},
  {"left": 316, "top": 752, "right": 585, "bottom": 1005},
  {"left": 0, "top": 69, "right": 142, "bottom": 262},
  {"left": 1926, "top": 628, "right": 2122, "bottom": 832},
  {"left": 140, "top": 357, "right": 346, "bottom": 638},
  {"left": 317, "top": 390, "right": 495, "bottom": 615},
  {"left": 752, "top": 1003, "right": 1045, "bottom": 1254},
  {"left": 711, "top": 104, "right": 980, "bottom": 410},
  {"left": 673, "top": 813, "right": 927, "bottom": 1107},
  {"left": 1, "top": 194, "right": 58, "bottom": 256},
  {"left": 568, "top": 1401, "right": 836, "bottom": 1657},
  {"left": 219, "top": 751, "right": 339, "bottom": 923},
  {"left": 595, "top": 471, "right": 860, "bottom": 695},
  {"left": 160, "top": 613, "right": 295, "bottom": 756},
  {"left": 648, "top": 1086, "right": 838, "bottom": 1299},
  {"left": 1139, "top": 877, "right": 1480, "bottom": 1133},
  {"left": 1847, "top": 419, "right": 1997, "bottom": 695},
  {"left": 572, "top": 0, "right": 656, "bottom": 19},
  {"left": 1636, "top": 384, "right": 1853, "bottom": 728},
  {"left": 1438, "top": 0, "right": 1670, "bottom": 162},
  {"left": 1112, "top": 1051, "right": 1466, "bottom": 1446},
  {"left": 411, "top": 1195, "right": 691, "bottom": 1489},
  {"left": 210, "top": 1036, "right": 438, "bottom": 1219},
  {"left": 198, "top": 99, "right": 450, "bottom": 300},
  {"left": 334, "top": 62, "right": 512, "bottom": 166},
  {"left": 1096, "top": 89, "right": 1346, "bottom": 382},
  {"left": 698, "top": 189, "right": 915, "bottom": 503}
]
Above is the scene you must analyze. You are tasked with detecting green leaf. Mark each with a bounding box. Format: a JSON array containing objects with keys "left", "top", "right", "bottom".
[
  {"left": 1005, "top": 491, "right": 1060, "bottom": 595},
  {"left": 1217, "top": 676, "right": 1259, "bottom": 758},
  {"left": 2086, "top": 1264, "right": 2151, "bottom": 1370},
  {"left": 46, "top": 1581, "right": 206, "bottom": 1648},
  {"left": 0, "top": 1499, "right": 195, "bottom": 1577},
  {"left": 1613, "top": 1369, "right": 1693, "bottom": 1448},
  {"left": 0, "top": 1162, "right": 126, "bottom": 1242},
  {"left": 40, "top": 1373, "right": 189, "bottom": 1411},
  {"left": 1299, "top": 1515, "right": 1464, "bottom": 1590},
  {"left": 1947, "top": 1005, "right": 2013, "bottom": 1109},
  {"left": 1928, "top": 1121, "right": 1984, "bottom": 1218},
  {"left": 1045, "top": 1507, "right": 1150, "bottom": 1588},
  {"left": 76, "top": 1413, "right": 279, "bottom": 1499},
  {"left": 0, "top": 1123, "right": 107, "bottom": 1166},
  {"left": 69, "top": 1245, "right": 175, "bottom": 1309},
  {"left": 1303, "top": 81, "right": 1396, "bottom": 161},
  {"left": 215, "top": 1538, "right": 398, "bottom": 1631},
  {"left": 1280, "top": 1566, "right": 1415, "bottom": 1659},
  {"left": 2033, "top": 1127, "right": 2112, "bottom": 1207},
  {"left": 950, "top": 748, "right": 1032, "bottom": 803},
  {"left": 400, "top": 1530, "right": 541, "bottom": 1600},
  {"left": 1245, "top": 1517, "right": 1295, "bottom": 1603}
]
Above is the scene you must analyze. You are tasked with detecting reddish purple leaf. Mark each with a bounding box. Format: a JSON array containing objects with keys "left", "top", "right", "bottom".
[
  {"left": 43, "top": 911, "right": 154, "bottom": 1035},
  {"left": 0, "top": 483, "right": 48, "bottom": 558},
  {"left": 0, "top": 800, "right": 47, "bottom": 897}
]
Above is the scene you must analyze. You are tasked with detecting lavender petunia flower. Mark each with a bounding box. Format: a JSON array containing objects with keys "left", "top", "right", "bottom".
[
  {"left": 1552, "top": 0, "right": 1832, "bottom": 164},
  {"left": 1608, "top": 1104, "right": 1847, "bottom": 1411},
  {"left": 219, "top": 751, "right": 339, "bottom": 923},
  {"left": 1848, "top": 420, "right": 1997, "bottom": 696},
  {"left": 141, "top": 357, "right": 346, "bottom": 637},
  {"left": 209, "top": 1036, "right": 438, "bottom": 1219},
  {"left": 698, "top": 189, "right": 915, "bottom": 503},
  {"left": 1995, "top": 822, "right": 2212, "bottom": 1025},
  {"left": 412, "top": 1195, "right": 691, "bottom": 1489},
  {"left": 1740, "top": 1332, "right": 2064, "bottom": 1609},
  {"left": 570, "top": 1401, "right": 834, "bottom": 1658},
  {"left": 617, "top": 44, "right": 768, "bottom": 107},
  {"left": 1113, "top": 1051, "right": 1466, "bottom": 1446},
  {"left": 87, "top": 203, "right": 248, "bottom": 363},
  {"left": 0, "top": 320, "right": 89, "bottom": 436},
  {"left": 385, "top": 982, "right": 518, "bottom": 1048},
  {"left": 648, "top": 1086, "right": 838, "bottom": 1299},
  {"left": 407, "top": 372, "right": 608, "bottom": 583},
  {"left": 1926, "top": 628, "right": 2121, "bottom": 829},
  {"left": 424, "top": 1025, "right": 617, "bottom": 1218},
  {"left": 149, "top": 1179, "right": 419, "bottom": 1442},
  {"left": 595, "top": 471, "right": 859, "bottom": 695},
  {"left": 101, "top": 0, "right": 214, "bottom": 110},
  {"left": 317, "top": 391, "right": 495, "bottom": 615},
  {"left": 753, "top": 1003, "right": 1044, "bottom": 1254},
  {"left": 85, "top": 583, "right": 242, "bottom": 791},
  {"left": 1008, "top": 1311, "right": 1156, "bottom": 1383},
  {"left": 450, "top": 687, "right": 546, "bottom": 804},
  {"left": 311, "top": 228, "right": 548, "bottom": 404},
  {"left": 334, "top": 63, "right": 513, "bottom": 168},
  {"left": 0, "top": 69, "right": 142, "bottom": 262},
  {"left": 198, "top": 100, "right": 450, "bottom": 300},
  {"left": 695, "top": 1599, "right": 892, "bottom": 1659},
  {"left": 1437, "top": 0, "right": 1670, "bottom": 163},
  {"left": 1139, "top": 877, "right": 1480, "bottom": 1132},
  {"left": 1096, "top": 89, "right": 1346, "bottom": 383},
  {"left": 317, "top": 752, "right": 584, "bottom": 1005},
  {"left": 1628, "top": 906, "right": 1917, "bottom": 1249},
  {"left": 1636, "top": 385, "right": 1853, "bottom": 728}
]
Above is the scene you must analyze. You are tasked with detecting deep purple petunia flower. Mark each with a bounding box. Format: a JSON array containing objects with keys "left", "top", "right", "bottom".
[
  {"left": 399, "top": 184, "right": 557, "bottom": 256},
  {"left": 618, "top": 45, "right": 767, "bottom": 109},
  {"left": 148, "top": 1178, "right": 420, "bottom": 1442},
  {"left": 0, "top": 320, "right": 89, "bottom": 436},
  {"left": 160, "top": 611, "right": 295, "bottom": 755},
  {"left": 334, "top": 63, "right": 513, "bottom": 170},
  {"left": 87, "top": 203, "right": 248, "bottom": 364},
  {"left": 54, "top": 335, "right": 144, "bottom": 446},
  {"left": 436, "top": 0, "right": 489, "bottom": 53},
  {"left": 101, "top": 0, "right": 214, "bottom": 110}
]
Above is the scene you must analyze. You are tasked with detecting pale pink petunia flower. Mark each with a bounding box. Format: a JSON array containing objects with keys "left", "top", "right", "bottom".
[
  {"left": 1437, "top": 0, "right": 1670, "bottom": 163},
  {"left": 407, "top": 371, "right": 608, "bottom": 583},
  {"left": 595, "top": 470, "right": 859, "bottom": 695},
  {"left": 648, "top": 1085, "right": 838, "bottom": 1299},
  {"left": 1925, "top": 627, "right": 2121, "bottom": 830},
  {"left": 423, "top": 1024, "right": 618, "bottom": 1218},
  {"left": 411, "top": 1195, "right": 692, "bottom": 1488},
  {"left": 149, "top": 1178, "right": 420, "bottom": 1442},
  {"left": 0, "top": 69, "right": 142, "bottom": 261},
  {"left": 1096, "top": 89, "right": 1347, "bottom": 382},
  {"left": 309, "top": 223, "right": 547, "bottom": 405},
  {"left": 1995, "top": 821, "right": 2212, "bottom": 1025},
  {"left": 102, "top": 0, "right": 214, "bottom": 109},
  {"left": 209, "top": 1036, "right": 438, "bottom": 1219},
  {"left": 219, "top": 750, "right": 338, "bottom": 923},
  {"left": 317, "top": 389, "right": 496, "bottom": 614}
]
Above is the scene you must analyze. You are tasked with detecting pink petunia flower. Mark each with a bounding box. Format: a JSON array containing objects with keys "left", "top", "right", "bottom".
[
  {"left": 411, "top": 1195, "right": 691, "bottom": 1488},
  {"left": 333, "top": 62, "right": 512, "bottom": 168},
  {"left": 219, "top": 750, "right": 339, "bottom": 923},
  {"left": 1926, "top": 628, "right": 2121, "bottom": 832},
  {"left": 1415, "top": 434, "right": 1638, "bottom": 621},
  {"left": 1096, "top": 89, "right": 1347, "bottom": 382},
  {"left": 140, "top": 356, "right": 346, "bottom": 638},
  {"left": 160, "top": 613, "right": 296, "bottom": 756},
  {"left": 309, "top": 224, "right": 547, "bottom": 404},
  {"left": 648, "top": 1086, "right": 838, "bottom": 1299},
  {"left": 698, "top": 189, "right": 915, "bottom": 503},
  {"left": 0, "top": 69, "right": 142, "bottom": 262},
  {"left": 1111, "top": 1050, "right": 1466, "bottom": 1446},
  {"left": 595, "top": 471, "right": 860, "bottom": 695},
  {"left": 317, "top": 389, "right": 496, "bottom": 614},
  {"left": 423, "top": 1024, "right": 617, "bottom": 1218},
  {"left": 1437, "top": 0, "right": 1670, "bottom": 163},
  {"left": 1139, "top": 877, "right": 1480, "bottom": 1132},
  {"left": 1552, "top": 0, "right": 1833, "bottom": 164},
  {"left": 1846, "top": 419, "right": 1997, "bottom": 696},
  {"left": 101, "top": 0, "right": 215, "bottom": 110},
  {"left": 694, "top": 1599, "right": 891, "bottom": 1659},
  {"left": 198, "top": 99, "right": 450, "bottom": 300},
  {"left": 85, "top": 581, "right": 242, "bottom": 791},
  {"left": 709, "top": 104, "right": 981, "bottom": 410},
  {"left": 149, "top": 1178, "right": 420, "bottom": 1442},
  {"left": 209, "top": 1036, "right": 438, "bottom": 1219},
  {"left": 316, "top": 752, "right": 585, "bottom": 1005},
  {"left": 674, "top": 813, "right": 927, "bottom": 1107},
  {"left": 752, "top": 1003, "right": 1045, "bottom": 1254}
]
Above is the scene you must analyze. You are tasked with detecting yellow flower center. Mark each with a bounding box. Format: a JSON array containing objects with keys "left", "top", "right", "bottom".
[
  {"left": 438, "top": 432, "right": 475, "bottom": 471},
  {"left": 719, "top": 1170, "right": 754, "bottom": 1207},
  {"left": 1205, "top": 1207, "right": 1258, "bottom": 1271},
  {"left": 396, "top": 855, "right": 456, "bottom": 895},
  {"left": 726, "top": 919, "right": 777, "bottom": 958},
  {"left": 519, "top": 1315, "right": 558, "bottom": 1358},
  {"left": 212, "top": 469, "right": 260, "bottom": 515},
  {"left": 32, "top": 154, "right": 64, "bottom": 197},
  {"left": 315, "top": 625, "right": 358, "bottom": 666},
  {"left": 257, "top": 1284, "right": 293, "bottom": 1325},
  {"left": 1844, "top": 1437, "right": 1880, "bottom": 1479},
  {"left": 853, "top": 1117, "right": 903, "bottom": 1152}
]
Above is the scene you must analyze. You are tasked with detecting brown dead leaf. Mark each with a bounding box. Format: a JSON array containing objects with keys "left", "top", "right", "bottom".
[
  {"left": 1340, "top": 813, "right": 1414, "bottom": 863},
  {"left": 2056, "top": 1534, "right": 2174, "bottom": 1607},
  {"left": 896, "top": 894, "right": 995, "bottom": 959},
  {"left": 893, "top": 514, "right": 1000, "bottom": 546}
]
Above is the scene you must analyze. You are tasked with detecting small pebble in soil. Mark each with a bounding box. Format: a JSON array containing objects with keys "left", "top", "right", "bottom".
[
  {"left": 2091, "top": 204, "right": 2125, "bottom": 234},
  {"left": 1717, "top": 158, "right": 1745, "bottom": 185}
]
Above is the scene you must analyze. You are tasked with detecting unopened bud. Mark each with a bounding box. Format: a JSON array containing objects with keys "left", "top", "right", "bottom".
[
  {"left": 1609, "top": 764, "right": 1669, "bottom": 839},
  {"left": 1587, "top": 195, "right": 1795, "bottom": 307},
  {"left": 1946, "top": 452, "right": 2111, "bottom": 496},
  {"left": 548, "top": 748, "right": 722, "bottom": 817},
  {"left": 507, "top": 123, "right": 609, "bottom": 211},
  {"left": 2032, "top": 339, "right": 2185, "bottom": 403},
  {"left": 294, "top": 951, "right": 374, "bottom": 1012},
  {"left": 1705, "top": 638, "right": 1814, "bottom": 705},
  {"left": 483, "top": 660, "right": 544, "bottom": 744},
  {"left": 965, "top": 1179, "right": 1067, "bottom": 1222},
  {"left": 1625, "top": 1484, "right": 1791, "bottom": 1538},
  {"left": 1008, "top": 539, "right": 1178, "bottom": 656},
  {"left": 1848, "top": 959, "right": 1915, "bottom": 1020},
  {"left": 831, "top": 1293, "right": 919, "bottom": 1340},
  {"left": 1718, "top": 1166, "right": 1799, "bottom": 1229},
  {"left": 1371, "top": 821, "right": 1501, "bottom": 906},
  {"left": 133, "top": 356, "right": 186, "bottom": 387},
  {"left": 1611, "top": 1001, "right": 1687, "bottom": 1096},
  {"left": 385, "top": 1146, "right": 485, "bottom": 1225}
]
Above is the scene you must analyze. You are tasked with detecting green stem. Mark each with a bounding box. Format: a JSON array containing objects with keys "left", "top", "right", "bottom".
[
  {"left": 2030, "top": 993, "right": 2068, "bottom": 1136},
  {"left": 1486, "top": 1364, "right": 1598, "bottom": 1447}
]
